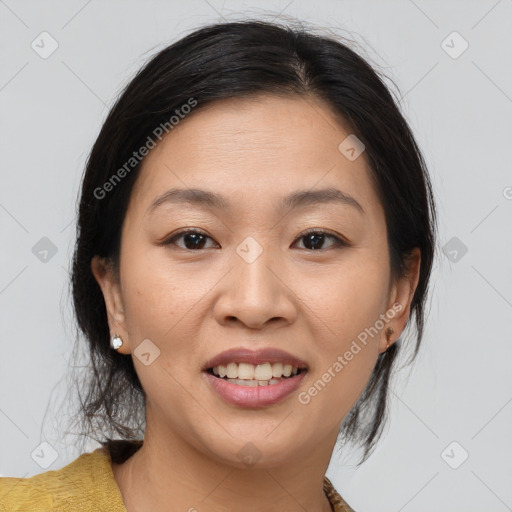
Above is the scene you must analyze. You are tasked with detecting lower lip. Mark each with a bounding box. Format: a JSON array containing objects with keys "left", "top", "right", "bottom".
[{"left": 203, "top": 370, "right": 307, "bottom": 408}]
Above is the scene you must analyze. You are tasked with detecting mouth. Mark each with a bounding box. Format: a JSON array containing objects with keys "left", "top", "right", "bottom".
[{"left": 201, "top": 347, "right": 309, "bottom": 407}]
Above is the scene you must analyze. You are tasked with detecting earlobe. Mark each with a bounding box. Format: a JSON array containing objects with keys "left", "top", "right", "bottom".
[
  {"left": 381, "top": 247, "right": 421, "bottom": 353},
  {"left": 91, "top": 256, "right": 129, "bottom": 353},
  {"left": 384, "top": 327, "right": 395, "bottom": 351}
]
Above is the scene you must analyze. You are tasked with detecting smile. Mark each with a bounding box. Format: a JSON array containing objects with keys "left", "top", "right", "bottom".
[{"left": 203, "top": 365, "right": 307, "bottom": 407}]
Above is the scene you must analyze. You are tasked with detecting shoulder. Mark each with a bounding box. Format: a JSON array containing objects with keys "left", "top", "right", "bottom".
[
  {"left": 0, "top": 448, "right": 126, "bottom": 512},
  {"left": 323, "top": 476, "right": 357, "bottom": 512}
]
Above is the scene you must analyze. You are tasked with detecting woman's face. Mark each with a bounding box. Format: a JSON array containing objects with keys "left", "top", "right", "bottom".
[{"left": 93, "top": 94, "right": 419, "bottom": 468}]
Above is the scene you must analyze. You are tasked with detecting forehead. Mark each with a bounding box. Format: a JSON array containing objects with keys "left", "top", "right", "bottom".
[{"left": 127, "top": 94, "right": 380, "bottom": 219}]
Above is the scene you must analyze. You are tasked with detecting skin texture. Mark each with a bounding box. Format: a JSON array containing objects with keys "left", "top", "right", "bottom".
[{"left": 92, "top": 94, "right": 421, "bottom": 512}]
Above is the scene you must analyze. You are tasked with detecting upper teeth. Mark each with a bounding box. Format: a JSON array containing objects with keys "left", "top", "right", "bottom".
[{"left": 212, "top": 362, "right": 299, "bottom": 380}]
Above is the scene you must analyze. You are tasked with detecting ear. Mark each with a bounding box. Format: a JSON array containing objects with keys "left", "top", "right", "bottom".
[
  {"left": 379, "top": 247, "right": 421, "bottom": 353},
  {"left": 91, "top": 255, "right": 130, "bottom": 354}
]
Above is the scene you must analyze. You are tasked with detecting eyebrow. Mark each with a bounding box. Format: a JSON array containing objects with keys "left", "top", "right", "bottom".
[{"left": 147, "top": 187, "right": 365, "bottom": 215}]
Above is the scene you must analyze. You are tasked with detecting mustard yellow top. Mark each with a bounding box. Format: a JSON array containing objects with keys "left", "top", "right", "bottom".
[{"left": 0, "top": 444, "right": 355, "bottom": 511}]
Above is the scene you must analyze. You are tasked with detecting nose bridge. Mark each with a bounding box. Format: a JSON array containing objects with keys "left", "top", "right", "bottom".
[
  {"left": 235, "top": 235, "right": 277, "bottom": 298},
  {"left": 214, "top": 235, "right": 296, "bottom": 328}
]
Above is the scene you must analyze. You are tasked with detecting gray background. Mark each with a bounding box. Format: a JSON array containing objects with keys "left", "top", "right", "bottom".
[{"left": 1, "top": 1, "right": 511, "bottom": 511}]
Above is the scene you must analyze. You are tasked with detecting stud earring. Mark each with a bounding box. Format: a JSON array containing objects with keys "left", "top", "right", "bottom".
[
  {"left": 385, "top": 327, "right": 395, "bottom": 350},
  {"left": 110, "top": 333, "right": 123, "bottom": 351}
]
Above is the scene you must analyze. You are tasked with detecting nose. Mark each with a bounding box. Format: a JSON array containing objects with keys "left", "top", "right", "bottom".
[{"left": 213, "top": 245, "right": 298, "bottom": 330}]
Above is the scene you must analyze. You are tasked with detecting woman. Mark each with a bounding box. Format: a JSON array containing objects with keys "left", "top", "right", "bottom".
[{"left": 0, "top": 19, "right": 437, "bottom": 511}]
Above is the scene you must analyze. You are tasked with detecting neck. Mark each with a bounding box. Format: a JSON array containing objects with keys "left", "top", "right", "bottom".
[{"left": 112, "top": 411, "right": 338, "bottom": 512}]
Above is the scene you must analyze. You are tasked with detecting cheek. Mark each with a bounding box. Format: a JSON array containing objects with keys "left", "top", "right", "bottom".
[
  {"left": 307, "top": 252, "right": 390, "bottom": 345},
  {"left": 119, "top": 243, "right": 198, "bottom": 342},
  {"left": 298, "top": 254, "right": 389, "bottom": 412}
]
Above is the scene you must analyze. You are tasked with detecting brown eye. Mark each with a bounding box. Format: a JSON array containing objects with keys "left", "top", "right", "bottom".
[
  {"left": 293, "top": 230, "right": 348, "bottom": 251},
  {"left": 163, "top": 229, "right": 218, "bottom": 250}
]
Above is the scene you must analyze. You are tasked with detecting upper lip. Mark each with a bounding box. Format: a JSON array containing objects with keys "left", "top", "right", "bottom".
[{"left": 202, "top": 347, "right": 308, "bottom": 371}]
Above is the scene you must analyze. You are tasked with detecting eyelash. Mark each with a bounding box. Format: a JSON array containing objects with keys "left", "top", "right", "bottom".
[{"left": 161, "top": 228, "right": 349, "bottom": 251}]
